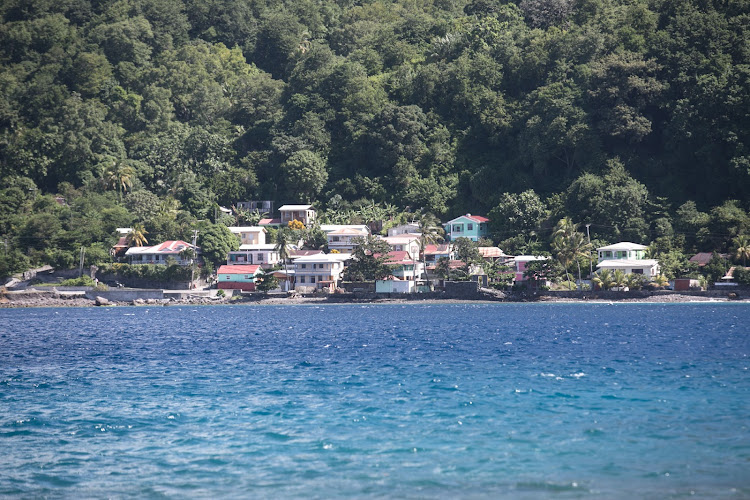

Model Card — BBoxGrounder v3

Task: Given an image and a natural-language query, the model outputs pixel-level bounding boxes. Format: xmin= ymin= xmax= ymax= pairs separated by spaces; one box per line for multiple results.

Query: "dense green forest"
xmin=1 ymin=0 xmax=749 ymax=278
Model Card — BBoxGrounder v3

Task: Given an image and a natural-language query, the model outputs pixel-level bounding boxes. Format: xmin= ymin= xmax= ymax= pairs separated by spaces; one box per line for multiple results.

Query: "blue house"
xmin=443 ymin=214 xmax=489 ymax=241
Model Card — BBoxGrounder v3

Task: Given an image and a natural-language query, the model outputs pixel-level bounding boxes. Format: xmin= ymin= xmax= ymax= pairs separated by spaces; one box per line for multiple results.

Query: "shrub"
xmin=60 ymin=276 xmax=96 ymax=286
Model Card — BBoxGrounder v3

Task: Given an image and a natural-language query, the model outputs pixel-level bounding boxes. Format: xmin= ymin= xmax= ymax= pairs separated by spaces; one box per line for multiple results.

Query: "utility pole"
xmin=585 ymin=224 xmax=593 ymax=278
xmin=191 ymin=230 xmax=199 ymax=289
xmin=79 ymin=246 xmax=85 ymax=277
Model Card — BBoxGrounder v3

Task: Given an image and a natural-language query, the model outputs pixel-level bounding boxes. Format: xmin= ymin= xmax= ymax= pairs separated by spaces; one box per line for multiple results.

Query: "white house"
xmin=319 ymin=224 xmax=370 ymax=234
xmin=596 ymin=242 xmax=660 ymax=278
xmin=327 ymin=227 xmax=370 ymax=252
xmin=294 ymin=253 xmax=351 ymax=290
xmin=227 ymin=244 xmax=281 ymax=268
xmin=379 ymin=234 xmax=421 ymax=259
xmin=228 ymin=226 xmax=266 ymax=246
xmin=387 ymin=222 xmax=420 ymax=237
xmin=279 ymin=204 xmax=316 ymax=227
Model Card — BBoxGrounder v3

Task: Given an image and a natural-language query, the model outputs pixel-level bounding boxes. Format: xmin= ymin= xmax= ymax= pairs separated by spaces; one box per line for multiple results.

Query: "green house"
xmin=443 ymin=214 xmax=489 ymax=242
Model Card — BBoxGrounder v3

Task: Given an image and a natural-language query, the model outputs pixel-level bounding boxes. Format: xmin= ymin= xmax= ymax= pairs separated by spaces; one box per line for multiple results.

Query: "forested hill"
xmin=1 ymin=0 xmax=749 ymax=275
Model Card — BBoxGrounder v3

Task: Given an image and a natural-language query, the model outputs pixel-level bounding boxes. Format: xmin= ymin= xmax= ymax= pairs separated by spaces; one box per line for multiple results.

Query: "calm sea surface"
xmin=0 ymin=303 xmax=748 ymax=499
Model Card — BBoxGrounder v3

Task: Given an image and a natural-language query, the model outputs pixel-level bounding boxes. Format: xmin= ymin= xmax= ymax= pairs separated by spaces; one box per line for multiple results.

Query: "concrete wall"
xmin=444 ymin=280 xmax=481 ymax=299
xmin=340 ymin=281 xmax=376 ymax=293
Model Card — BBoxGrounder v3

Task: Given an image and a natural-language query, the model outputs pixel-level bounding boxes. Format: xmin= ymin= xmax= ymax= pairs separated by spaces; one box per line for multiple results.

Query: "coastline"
xmin=1 ymin=289 xmax=746 ymax=308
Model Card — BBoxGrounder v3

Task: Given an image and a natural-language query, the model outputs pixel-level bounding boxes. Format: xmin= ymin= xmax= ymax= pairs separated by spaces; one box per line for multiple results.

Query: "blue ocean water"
xmin=0 ymin=303 xmax=748 ymax=498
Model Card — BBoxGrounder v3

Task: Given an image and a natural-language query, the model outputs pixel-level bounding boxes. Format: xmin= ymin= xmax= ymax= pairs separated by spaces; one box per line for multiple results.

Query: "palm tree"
xmin=417 ymin=213 xmax=444 ymax=285
xmin=612 ymin=269 xmax=627 ymax=289
xmin=732 ymin=234 xmax=750 ymax=267
xmin=104 ymin=160 xmax=135 ymax=200
xmin=651 ymin=274 xmax=670 ymax=288
xmin=592 ymin=269 xmax=614 ymax=290
xmin=551 ymin=217 xmax=591 ymax=289
xmin=126 ymin=223 xmax=148 ymax=247
xmin=274 ymin=228 xmax=293 ymax=291
xmin=625 ymin=273 xmax=646 ymax=290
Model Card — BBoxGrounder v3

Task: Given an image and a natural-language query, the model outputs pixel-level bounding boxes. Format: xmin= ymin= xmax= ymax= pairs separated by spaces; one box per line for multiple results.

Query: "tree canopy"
xmin=1 ymin=0 xmax=749 ymax=278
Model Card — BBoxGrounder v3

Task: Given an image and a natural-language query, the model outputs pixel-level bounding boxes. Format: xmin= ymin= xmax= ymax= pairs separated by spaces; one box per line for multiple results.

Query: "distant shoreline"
xmin=1 ymin=290 xmax=746 ymax=308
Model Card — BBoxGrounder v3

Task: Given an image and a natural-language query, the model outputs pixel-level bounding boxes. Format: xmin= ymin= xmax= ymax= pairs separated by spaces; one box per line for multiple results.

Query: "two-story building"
xmin=443 ymin=214 xmax=489 ymax=241
xmin=512 ymin=255 xmax=550 ymax=284
xmin=596 ymin=242 xmax=660 ymax=278
xmin=423 ymin=243 xmax=454 ymax=273
xmin=279 ymin=204 xmax=316 ymax=227
xmin=228 ymin=226 xmax=266 ymax=246
xmin=226 ymin=244 xmax=281 ymax=269
xmin=379 ymin=234 xmax=421 ymax=259
xmin=293 ymin=253 xmax=350 ymax=291
xmin=327 ymin=227 xmax=370 ymax=252
xmin=236 ymin=200 xmax=274 ymax=214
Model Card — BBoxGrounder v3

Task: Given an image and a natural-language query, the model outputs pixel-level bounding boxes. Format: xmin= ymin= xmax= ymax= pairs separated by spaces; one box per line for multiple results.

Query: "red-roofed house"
xmin=258 ymin=217 xmax=282 ymax=228
xmin=377 ymin=251 xmax=424 ymax=280
xmin=125 ymin=240 xmax=198 ymax=265
xmin=689 ymin=252 xmax=729 ymax=267
xmin=424 ymin=243 xmax=454 ymax=270
xmin=443 ymin=214 xmax=489 ymax=241
xmin=216 ymin=264 xmax=263 ymax=291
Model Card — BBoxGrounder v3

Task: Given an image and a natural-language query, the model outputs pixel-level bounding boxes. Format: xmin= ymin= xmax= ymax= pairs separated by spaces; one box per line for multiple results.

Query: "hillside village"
xmin=102 ymin=201 xmax=748 ymax=296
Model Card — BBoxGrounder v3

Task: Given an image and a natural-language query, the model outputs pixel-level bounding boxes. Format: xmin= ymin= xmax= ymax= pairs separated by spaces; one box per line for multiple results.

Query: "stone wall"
xmin=443 ymin=280 xmax=481 ymax=299
xmin=340 ymin=281 xmax=376 ymax=293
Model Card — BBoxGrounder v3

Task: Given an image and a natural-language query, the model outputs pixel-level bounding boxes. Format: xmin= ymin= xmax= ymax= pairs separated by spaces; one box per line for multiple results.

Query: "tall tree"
xmin=274 ymin=227 xmax=294 ymax=281
xmin=126 ymin=223 xmax=149 ymax=247
xmin=551 ymin=217 xmax=591 ymax=289
xmin=732 ymin=234 xmax=750 ymax=267
xmin=417 ymin=212 xmax=444 ymax=282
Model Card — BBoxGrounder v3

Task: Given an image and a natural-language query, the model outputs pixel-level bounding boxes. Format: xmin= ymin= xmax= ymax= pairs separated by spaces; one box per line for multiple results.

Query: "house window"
xmin=467 ymin=223 xmax=473 ymax=231
xmin=453 ymin=224 xmax=462 ymax=232
xmin=332 ymin=236 xmax=340 ymax=242
xmin=301 ymin=264 xmax=307 ymax=269
xmin=310 ymin=276 xmax=316 ymax=283
xmin=632 ymin=269 xmax=643 ymax=274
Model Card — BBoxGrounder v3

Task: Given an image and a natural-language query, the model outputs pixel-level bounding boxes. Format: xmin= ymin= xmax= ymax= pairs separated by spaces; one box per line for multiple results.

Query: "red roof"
xmin=112 ymin=236 xmax=129 ymax=249
xmin=689 ymin=252 xmax=729 ymax=266
xmin=217 ymin=264 xmax=261 ymax=275
xmin=374 ymin=251 xmax=417 ymax=265
xmin=259 ymin=218 xmax=282 ymax=225
xmin=467 ymin=215 xmax=489 ymax=223
xmin=424 ymin=244 xmax=451 ymax=255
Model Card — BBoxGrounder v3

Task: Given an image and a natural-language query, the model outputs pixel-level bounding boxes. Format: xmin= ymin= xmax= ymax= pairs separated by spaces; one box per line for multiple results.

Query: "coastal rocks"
xmin=94 ymin=296 xmax=110 ymax=306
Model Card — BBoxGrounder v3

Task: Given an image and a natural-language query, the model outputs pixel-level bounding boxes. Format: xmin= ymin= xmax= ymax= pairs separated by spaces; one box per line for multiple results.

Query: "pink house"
xmin=512 ymin=255 xmax=550 ymax=283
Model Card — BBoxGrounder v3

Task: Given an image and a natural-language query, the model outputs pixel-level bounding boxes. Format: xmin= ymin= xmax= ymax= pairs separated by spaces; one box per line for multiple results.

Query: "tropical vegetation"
xmin=1 ymin=0 xmax=749 ymax=284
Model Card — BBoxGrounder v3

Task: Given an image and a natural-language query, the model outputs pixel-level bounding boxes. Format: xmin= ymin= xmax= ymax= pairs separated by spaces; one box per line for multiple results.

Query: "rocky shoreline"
xmin=1 ymin=289 xmax=746 ymax=308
